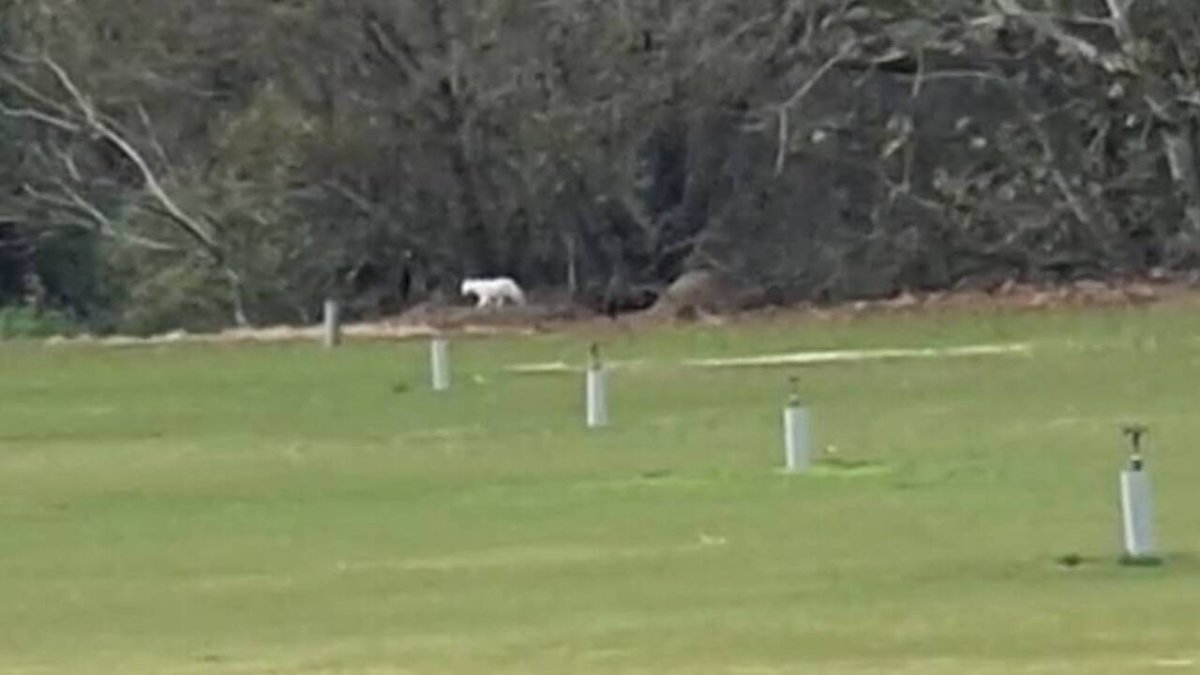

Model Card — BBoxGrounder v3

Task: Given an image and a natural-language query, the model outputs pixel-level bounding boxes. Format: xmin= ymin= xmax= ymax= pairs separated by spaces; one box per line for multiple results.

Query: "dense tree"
xmin=1 ymin=0 xmax=1198 ymax=333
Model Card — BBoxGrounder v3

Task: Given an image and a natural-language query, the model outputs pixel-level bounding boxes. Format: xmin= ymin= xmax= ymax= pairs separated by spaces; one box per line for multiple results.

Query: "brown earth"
xmin=41 ymin=276 xmax=1199 ymax=348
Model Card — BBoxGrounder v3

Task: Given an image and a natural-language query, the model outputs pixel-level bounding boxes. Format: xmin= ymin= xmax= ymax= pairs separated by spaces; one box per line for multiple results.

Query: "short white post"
xmin=783 ymin=377 xmax=811 ymax=473
xmin=586 ymin=343 xmax=608 ymax=428
xmin=323 ymin=298 xmax=341 ymax=348
xmin=430 ymin=335 xmax=450 ymax=391
xmin=1119 ymin=425 xmax=1157 ymax=560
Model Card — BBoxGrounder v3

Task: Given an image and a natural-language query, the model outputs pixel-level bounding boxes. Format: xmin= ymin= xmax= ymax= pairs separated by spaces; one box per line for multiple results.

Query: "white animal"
xmin=460 ymin=277 xmax=526 ymax=308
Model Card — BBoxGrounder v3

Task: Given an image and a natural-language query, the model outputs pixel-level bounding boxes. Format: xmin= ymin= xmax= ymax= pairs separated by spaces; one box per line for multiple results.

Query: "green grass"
xmin=1 ymin=303 xmax=1199 ymax=673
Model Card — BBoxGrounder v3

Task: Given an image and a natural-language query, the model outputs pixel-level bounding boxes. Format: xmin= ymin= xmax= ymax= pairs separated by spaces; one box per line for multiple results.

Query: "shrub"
xmin=0 ymin=306 xmax=80 ymax=340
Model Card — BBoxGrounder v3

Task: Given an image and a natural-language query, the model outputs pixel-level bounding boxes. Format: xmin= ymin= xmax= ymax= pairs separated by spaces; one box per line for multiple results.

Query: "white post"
xmin=430 ymin=336 xmax=450 ymax=391
xmin=782 ymin=376 xmax=811 ymax=473
xmin=323 ymin=298 xmax=341 ymax=348
xmin=783 ymin=399 xmax=811 ymax=473
xmin=1119 ymin=424 xmax=1157 ymax=561
xmin=1120 ymin=470 xmax=1156 ymax=559
xmin=586 ymin=343 xmax=608 ymax=428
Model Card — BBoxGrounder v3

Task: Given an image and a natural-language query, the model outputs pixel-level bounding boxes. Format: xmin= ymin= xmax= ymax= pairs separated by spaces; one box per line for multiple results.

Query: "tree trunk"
xmin=1162 ymin=125 xmax=1200 ymax=236
xmin=425 ymin=0 xmax=496 ymax=276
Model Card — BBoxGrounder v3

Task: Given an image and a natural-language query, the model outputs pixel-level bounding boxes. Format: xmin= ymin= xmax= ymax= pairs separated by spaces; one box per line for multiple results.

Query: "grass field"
xmin=1 ymin=302 xmax=1199 ymax=674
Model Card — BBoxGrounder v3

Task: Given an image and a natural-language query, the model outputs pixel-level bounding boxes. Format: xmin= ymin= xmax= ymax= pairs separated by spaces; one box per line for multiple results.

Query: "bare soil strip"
xmin=506 ymin=343 xmax=1032 ymax=375
xmin=683 ymin=343 xmax=1032 ymax=368
xmin=505 ymin=359 xmax=652 ymax=375
xmin=36 ymin=279 xmax=1200 ymax=349
xmin=44 ymin=321 xmax=535 ymax=348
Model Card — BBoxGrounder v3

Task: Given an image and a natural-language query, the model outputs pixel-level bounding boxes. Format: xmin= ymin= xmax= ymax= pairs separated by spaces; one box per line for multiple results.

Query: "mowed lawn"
xmin=1 ymin=303 xmax=1199 ymax=674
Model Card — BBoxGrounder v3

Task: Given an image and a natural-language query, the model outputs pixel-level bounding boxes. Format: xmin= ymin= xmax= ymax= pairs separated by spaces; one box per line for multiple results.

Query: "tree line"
xmin=1 ymin=0 xmax=1197 ymax=334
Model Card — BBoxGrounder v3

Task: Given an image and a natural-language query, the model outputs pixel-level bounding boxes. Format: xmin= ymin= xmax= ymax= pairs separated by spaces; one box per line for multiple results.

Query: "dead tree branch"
xmin=1 ymin=56 xmax=249 ymax=325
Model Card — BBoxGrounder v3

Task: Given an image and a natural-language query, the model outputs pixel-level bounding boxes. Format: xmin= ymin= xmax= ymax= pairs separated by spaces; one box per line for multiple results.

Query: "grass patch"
xmin=0 ymin=302 xmax=1199 ymax=672
xmin=807 ymin=458 xmax=894 ymax=478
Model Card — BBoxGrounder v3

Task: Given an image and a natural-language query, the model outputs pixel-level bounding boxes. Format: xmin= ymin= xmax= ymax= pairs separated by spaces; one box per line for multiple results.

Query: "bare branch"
xmin=0 ymin=100 xmax=80 ymax=131
xmin=900 ymin=49 xmax=927 ymax=193
xmin=37 ymin=55 xmax=220 ymax=251
xmin=1103 ymin=0 xmax=1138 ymax=45
xmin=779 ymin=42 xmax=855 ymax=111
xmin=21 ymin=184 xmax=182 ymax=252
xmin=772 ymin=42 xmax=855 ymax=176
xmin=774 ymin=107 xmax=789 ymax=177
xmin=135 ymin=102 xmax=173 ymax=174
xmin=39 ymin=56 xmax=97 ymax=127
xmin=991 ymin=0 xmax=1133 ymax=72
xmin=55 ymin=147 xmax=83 ymax=182
xmin=4 ymin=55 xmax=249 ymax=324
xmin=0 ymin=70 xmax=74 ymax=117
xmin=903 ymin=70 xmax=1011 ymax=86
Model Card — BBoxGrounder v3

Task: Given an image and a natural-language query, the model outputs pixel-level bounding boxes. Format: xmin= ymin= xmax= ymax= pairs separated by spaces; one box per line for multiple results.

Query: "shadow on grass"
xmin=1053 ymin=550 xmax=1198 ymax=570
xmin=805 ymin=458 xmax=893 ymax=478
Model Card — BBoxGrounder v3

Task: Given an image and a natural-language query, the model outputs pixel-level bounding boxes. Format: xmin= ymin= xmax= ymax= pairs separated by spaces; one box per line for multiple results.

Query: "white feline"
xmin=460 ymin=277 xmax=527 ymax=308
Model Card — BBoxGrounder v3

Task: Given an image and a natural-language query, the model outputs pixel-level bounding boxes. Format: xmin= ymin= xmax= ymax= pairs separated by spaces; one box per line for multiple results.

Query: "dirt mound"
xmin=43 ymin=301 xmax=592 ymax=348
xmin=399 ymin=299 xmax=596 ymax=330
xmin=644 ymin=270 xmax=763 ymax=320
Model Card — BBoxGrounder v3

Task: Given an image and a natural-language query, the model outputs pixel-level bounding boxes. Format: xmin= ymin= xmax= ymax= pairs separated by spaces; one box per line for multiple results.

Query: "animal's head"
xmin=461 ymin=279 xmax=484 ymax=297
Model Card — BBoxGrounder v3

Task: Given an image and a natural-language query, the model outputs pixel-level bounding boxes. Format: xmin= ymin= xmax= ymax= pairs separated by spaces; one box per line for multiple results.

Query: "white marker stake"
xmin=586 ymin=344 xmax=608 ymax=428
xmin=1119 ymin=425 xmax=1157 ymax=560
xmin=783 ymin=400 xmax=811 ymax=473
xmin=430 ymin=336 xmax=450 ymax=391
xmin=323 ymin=299 xmax=341 ymax=348
xmin=1121 ymin=469 xmax=1156 ymax=559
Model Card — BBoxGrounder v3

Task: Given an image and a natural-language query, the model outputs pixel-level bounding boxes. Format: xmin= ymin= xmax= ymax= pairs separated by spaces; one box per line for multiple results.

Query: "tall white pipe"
xmin=1120 ymin=469 xmax=1156 ymax=559
xmin=323 ymin=299 xmax=341 ymax=348
xmin=586 ymin=343 xmax=608 ymax=428
xmin=783 ymin=400 xmax=811 ymax=473
xmin=1119 ymin=425 xmax=1157 ymax=561
xmin=430 ymin=336 xmax=450 ymax=391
